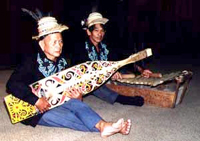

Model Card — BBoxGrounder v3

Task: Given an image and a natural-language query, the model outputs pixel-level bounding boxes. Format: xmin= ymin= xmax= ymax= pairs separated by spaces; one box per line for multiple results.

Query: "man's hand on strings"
xmin=65 ymin=88 xmax=83 ymax=101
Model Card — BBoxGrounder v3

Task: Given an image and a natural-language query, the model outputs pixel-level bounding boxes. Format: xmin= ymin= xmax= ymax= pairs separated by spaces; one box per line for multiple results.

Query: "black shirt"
xmin=6 ymin=49 xmax=68 ymax=127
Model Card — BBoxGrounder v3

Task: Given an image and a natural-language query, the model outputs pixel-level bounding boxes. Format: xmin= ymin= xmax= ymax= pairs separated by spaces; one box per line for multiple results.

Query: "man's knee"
xmin=65 ymin=99 xmax=90 ymax=109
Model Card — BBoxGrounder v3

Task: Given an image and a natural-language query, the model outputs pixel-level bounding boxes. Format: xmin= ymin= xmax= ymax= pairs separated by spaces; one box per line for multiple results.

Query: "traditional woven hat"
xmin=32 ymin=16 xmax=68 ymax=40
xmin=85 ymin=12 xmax=109 ymax=28
xmin=21 ymin=8 xmax=68 ymax=40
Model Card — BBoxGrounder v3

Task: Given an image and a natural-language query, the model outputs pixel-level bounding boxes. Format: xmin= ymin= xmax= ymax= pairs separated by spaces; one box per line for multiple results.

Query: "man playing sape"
xmin=72 ymin=12 xmax=153 ymax=106
xmin=6 ymin=8 xmax=131 ymax=138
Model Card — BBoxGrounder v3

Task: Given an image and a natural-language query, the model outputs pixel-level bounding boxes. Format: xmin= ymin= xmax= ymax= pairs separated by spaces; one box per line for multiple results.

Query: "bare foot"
xmin=120 ymin=119 xmax=131 ymax=135
xmin=100 ymin=118 xmax=124 ymax=138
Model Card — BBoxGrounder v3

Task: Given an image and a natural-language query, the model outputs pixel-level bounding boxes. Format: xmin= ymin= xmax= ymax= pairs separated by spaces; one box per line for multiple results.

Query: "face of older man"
xmin=39 ymin=33 xmax=63 ymax=61
xmin=86 ymin=24 xmax=105 ymax=47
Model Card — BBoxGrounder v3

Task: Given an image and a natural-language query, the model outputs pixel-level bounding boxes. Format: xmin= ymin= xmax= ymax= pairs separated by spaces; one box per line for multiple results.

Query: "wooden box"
xmin=106 ymin=70 xmax=193 ymax=108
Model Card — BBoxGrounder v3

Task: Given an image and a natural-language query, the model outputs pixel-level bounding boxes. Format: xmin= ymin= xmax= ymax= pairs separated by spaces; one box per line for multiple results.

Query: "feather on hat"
xmin=22 ymin=8 xmax=68 ymax=40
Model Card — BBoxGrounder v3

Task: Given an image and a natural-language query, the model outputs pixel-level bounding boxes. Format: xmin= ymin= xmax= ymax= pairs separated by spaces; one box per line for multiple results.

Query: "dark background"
xmin=2 ymin=0 xmax=200 ymax=68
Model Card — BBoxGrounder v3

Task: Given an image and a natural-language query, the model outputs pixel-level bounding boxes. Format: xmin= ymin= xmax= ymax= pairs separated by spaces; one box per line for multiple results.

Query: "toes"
xmin=127 ymin=119 xmax=131 ymax=126
xmin=125 ymin=119 xmax=132 ymax=134
xmin=120 ymin=119 xmax=131 ymax=135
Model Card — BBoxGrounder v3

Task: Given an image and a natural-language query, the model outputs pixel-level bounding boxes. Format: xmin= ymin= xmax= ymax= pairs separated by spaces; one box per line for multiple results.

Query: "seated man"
xmin=72 ymin=12 xmax=153 ymax=106
xmin=6 ymin=8 xmax=131 ymax=138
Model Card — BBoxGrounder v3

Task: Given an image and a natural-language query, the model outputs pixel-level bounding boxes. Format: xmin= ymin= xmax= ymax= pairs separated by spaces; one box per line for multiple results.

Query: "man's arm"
xmin=134 ymin=64 xmax=162 ymax=78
